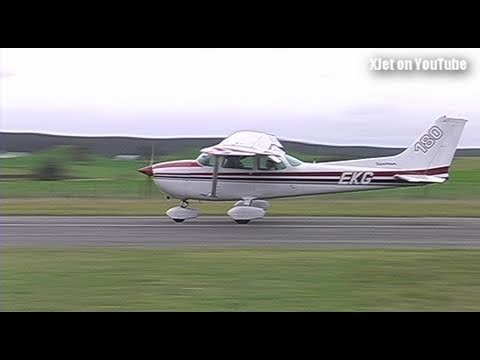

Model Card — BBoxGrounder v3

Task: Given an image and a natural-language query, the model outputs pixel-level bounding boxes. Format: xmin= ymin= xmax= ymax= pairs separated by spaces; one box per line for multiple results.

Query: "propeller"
xmin=149 ymin=142 xmax=154 ymax=167
xmin=137 ymin=143 xmax=155 ymax=196
xmin=146 ymin=143 xmax=155 ymax=194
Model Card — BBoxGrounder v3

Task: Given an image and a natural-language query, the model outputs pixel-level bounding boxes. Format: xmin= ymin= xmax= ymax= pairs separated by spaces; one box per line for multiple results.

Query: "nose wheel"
xmin=166 ymin=200 xmax=199 ymax=223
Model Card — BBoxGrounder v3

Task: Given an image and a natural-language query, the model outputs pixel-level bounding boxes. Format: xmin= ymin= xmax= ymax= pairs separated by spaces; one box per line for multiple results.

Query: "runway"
xmin=2 ymin=216 xmax=480 ymax=248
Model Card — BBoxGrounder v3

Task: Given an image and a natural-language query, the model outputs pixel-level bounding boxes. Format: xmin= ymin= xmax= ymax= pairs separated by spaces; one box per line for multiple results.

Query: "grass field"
xmin=3 ymin=247 xmax=480 ymax=311
xmin=1 ymin=146 xmax=480 ymax=216
xmin=3 ymin=148 xmax=480 ymax=312
xmin=4 ymin=198 xmax=480 ymax=216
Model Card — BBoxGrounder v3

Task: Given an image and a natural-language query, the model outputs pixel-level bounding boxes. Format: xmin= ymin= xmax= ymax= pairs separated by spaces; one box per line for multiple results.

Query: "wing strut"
xmin=209 ymin=155 xmax=221 ymax=197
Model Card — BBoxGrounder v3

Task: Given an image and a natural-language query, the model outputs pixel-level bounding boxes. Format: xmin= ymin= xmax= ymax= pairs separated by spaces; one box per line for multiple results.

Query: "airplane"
xmin=138 ymin=116 xmax=467 ymax=224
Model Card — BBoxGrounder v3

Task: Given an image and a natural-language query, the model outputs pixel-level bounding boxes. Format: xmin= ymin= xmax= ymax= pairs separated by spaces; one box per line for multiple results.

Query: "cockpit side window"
xmin=258 ymin=156 xmax=287 ymax=171
xmin=222 ymin=156 xmax=254 ymax=170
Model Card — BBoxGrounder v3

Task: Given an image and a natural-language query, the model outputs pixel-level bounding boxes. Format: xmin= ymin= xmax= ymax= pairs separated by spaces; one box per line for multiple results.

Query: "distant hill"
xmin=2 ymin=132 xmax=480 ymax=159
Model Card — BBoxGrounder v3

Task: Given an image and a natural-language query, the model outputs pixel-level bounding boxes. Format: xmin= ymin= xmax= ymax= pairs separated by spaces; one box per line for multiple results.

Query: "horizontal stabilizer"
xmin=394 ymin=174 xmax=447 ymax=183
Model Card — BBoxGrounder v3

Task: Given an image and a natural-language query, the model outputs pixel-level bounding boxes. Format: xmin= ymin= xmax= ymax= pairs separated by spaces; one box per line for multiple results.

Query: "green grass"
xmin=4 ymin=198 xmax=480 ymax=216
xmin=3 ymin=247 xmax=480 ymax=311
xmin=1 ymin=146 xmax=480 ymax=216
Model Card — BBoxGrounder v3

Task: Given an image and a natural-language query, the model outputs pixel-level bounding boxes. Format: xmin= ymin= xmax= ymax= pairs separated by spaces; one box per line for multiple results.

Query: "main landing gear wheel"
xmin=234 ymin=219 xmax=251 ymax=224
xmin=228 ymin=205 xmax=265 ymax=224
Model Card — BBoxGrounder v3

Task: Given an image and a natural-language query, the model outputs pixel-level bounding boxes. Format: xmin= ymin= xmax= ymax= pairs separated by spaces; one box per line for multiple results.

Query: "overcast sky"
xmin=1 ymin=48 xmax=479 ymax=147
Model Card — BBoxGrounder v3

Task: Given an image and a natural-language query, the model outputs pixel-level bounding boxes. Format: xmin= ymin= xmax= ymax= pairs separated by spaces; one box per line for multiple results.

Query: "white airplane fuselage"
xmin=138 ymin=117 xmax=466 ymax=223
xmin=151 ymin=157 xmax=446 ymax=201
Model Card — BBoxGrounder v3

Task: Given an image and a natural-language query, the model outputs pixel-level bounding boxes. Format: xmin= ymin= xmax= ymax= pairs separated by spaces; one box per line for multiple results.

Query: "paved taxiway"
xmin=2 ymin=216 xmax=480 ymax=248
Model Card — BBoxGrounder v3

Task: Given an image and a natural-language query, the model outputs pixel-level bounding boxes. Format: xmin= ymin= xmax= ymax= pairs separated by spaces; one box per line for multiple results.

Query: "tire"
xmin=173 ymin=218 xmax=185 ymax=223
xmin=235 ymin=220 xmax=250 ymax=224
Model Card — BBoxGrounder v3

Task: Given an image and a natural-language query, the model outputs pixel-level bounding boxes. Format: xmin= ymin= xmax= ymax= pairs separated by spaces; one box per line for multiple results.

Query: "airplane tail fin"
xmin=327 ymin=116 xmax=467 ymax=175
xmin=394 ymin=116 xmax=467 ymax=171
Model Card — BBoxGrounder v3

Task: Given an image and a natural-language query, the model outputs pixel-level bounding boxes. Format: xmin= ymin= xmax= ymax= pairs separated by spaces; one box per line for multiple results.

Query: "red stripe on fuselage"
xmin=153 ymin=166 xmax=449 ymax=177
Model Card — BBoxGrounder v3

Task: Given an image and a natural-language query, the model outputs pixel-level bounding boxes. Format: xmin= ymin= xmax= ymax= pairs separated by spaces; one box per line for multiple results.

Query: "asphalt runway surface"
xmin=2 ymin=216 xmax=480 ymax=248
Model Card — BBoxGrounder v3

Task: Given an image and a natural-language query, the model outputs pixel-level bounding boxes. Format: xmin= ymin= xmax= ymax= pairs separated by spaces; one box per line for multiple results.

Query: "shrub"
xmin=35 ymin=158 xmax=66 ymax=180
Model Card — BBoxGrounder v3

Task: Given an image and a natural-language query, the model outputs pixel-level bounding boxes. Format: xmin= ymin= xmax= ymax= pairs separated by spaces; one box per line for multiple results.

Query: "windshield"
xmin=285 ymin=154 xmax=302 ymax=167
xmin=196 ymin=153 xmax=215 ymax=166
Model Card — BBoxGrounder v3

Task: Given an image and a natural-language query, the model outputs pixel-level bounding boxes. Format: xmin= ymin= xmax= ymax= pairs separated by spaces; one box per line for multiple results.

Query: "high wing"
xmin=200 ymin=131 xmax=286 ymax=197
xmin=201 ymin=131 xmax=285 ymax=158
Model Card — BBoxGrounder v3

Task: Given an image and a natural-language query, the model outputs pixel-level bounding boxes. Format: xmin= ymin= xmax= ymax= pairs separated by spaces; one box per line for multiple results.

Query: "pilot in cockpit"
xmin=223 ymin=156 xmax=245 ymax=169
